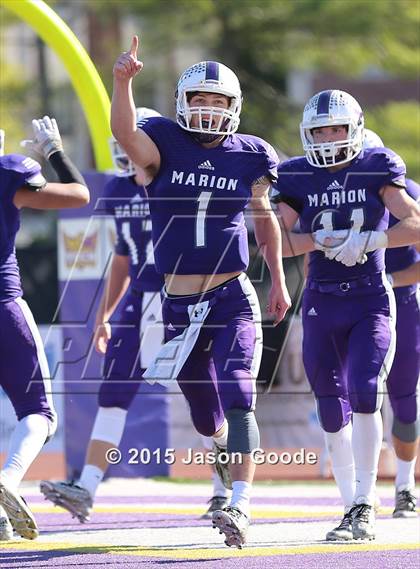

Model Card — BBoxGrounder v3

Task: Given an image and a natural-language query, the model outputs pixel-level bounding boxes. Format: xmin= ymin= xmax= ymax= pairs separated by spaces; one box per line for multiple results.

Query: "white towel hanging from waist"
xmin=143 ymin=299 xmax=211 ymax=386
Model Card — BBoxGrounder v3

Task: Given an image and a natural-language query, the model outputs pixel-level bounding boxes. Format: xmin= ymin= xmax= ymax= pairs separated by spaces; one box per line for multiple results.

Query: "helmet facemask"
xmin=178 ymin=89 xmax=240 ymax=141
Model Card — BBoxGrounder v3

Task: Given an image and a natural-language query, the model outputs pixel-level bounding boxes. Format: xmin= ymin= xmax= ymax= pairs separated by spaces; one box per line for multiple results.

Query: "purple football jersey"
xmin=137 ymin=117 xmax=278 ymax=275
xmin=273 ymin=147 xmax=406 ymax=280
xmin=102 ymin=176 xmax=163 ymax=292
xmin=385 ymin=177 xmax=420 ymax=300
xmin=0 ymin=154 xmax=45 ymax=302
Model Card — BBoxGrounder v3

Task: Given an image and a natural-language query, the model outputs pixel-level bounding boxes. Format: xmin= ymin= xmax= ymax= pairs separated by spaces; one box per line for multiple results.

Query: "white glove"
xmin=312 ymin=229 xmax=350 ymax=257
xmin=334 ymin=230 xmax=387 ymax=267
xmin=360 ymin=230 xmax=388 ymax=252
xmin=21 ymin=115 xmax=63 ymax=159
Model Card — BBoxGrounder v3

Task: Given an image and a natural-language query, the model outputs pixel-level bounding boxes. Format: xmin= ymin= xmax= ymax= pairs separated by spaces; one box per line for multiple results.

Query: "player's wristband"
xmin=48 ymin=151 xmax=86 ymax=186
xmin=386 ymin=273 xmax=394 ymax=287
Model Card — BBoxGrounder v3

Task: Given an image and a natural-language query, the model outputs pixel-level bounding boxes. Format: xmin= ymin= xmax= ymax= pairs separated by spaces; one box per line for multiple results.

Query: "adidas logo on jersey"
xmin=307 ymin=307 xmax=318 ymax=316
xmin=131 ymin=193 xmax=143 ymax=203
xmin=326 ymin=180 xmax=343 ymax=191
xmin=198 ymin=160 xmax=215 ymax=171
xmin=167 ymin=323 xmax=176 ymax=331
xmin=125 ymin=305 xmax=134 ymax=312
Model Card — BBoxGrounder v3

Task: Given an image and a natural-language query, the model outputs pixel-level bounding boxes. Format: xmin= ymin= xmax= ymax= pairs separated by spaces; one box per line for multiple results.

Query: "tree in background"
xmin=90 ymin=0 xmax=419 ymax=174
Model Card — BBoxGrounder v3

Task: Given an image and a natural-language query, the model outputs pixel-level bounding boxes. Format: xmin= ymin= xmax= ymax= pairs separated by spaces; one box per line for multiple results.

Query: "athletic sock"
xmin=352 ymin=411 xmax=383 ymax=506
xmin=395 ymin=456 xmax=417 ymax=492
xmin=0 ymin=414 xmax=49 ymax=489
xmin=78 ymin=465 xmax=104 ymax=498
xmin=324 ymin=422 xmax=355 ymax=509
xmin=230 ymin=481 xmax=251 ymax=518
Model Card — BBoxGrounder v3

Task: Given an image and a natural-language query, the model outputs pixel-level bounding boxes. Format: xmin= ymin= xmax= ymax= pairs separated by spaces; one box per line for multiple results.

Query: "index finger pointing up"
xmin=130 ymin=35 xmax=139 ymax=57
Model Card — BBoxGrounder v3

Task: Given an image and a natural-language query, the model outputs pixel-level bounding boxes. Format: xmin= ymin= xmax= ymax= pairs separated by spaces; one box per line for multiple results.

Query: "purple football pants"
xmin=99 ymin=290 xmax=144 ymax=409
xmin=99 ymin=289 xmax=162 ymax=409
xmin=302 ymin=273 xmax=396 ymax=433
xmin=0 ymin=298 xmax=56 ymax=430
xmin=387 ymin=291 xmax=419 ymax=425
xmin=162 ymin=274 xmax=262 ymax=437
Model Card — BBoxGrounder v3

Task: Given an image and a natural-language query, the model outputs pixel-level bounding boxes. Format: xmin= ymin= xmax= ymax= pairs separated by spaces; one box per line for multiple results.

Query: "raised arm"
xmin=111 ymin=35 xmax=160 ymax=183
xmin=14 ymin=116 xmax=89 ymax=209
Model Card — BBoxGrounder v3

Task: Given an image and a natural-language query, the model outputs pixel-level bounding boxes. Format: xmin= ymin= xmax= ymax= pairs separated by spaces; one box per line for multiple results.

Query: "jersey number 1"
xmin=196 ymin=191 xmax=212 ymax=247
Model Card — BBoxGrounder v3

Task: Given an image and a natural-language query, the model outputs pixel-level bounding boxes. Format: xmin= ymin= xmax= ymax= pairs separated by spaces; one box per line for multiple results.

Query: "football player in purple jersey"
xmin=111 ymin=36 xmax=291 ymax=548
xmin=39 ymin=109 xmax=230 ymax=522
xmin=274 ymin=91 xmax=420 ymax=541
xmin=362 ymin=130 xmax=419 ymax=518
xmin=0 ymin=117 xmax=89 ymax=541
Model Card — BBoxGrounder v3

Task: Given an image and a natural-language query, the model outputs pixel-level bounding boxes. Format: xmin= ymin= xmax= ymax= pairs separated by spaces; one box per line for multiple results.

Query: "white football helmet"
xmin=0 ymin=129 xmax=4 ymax=157
xmin=176 ymin=61 xmax=242 ymax=140
xmin=300 ymin=90 xmax=364 ymax=168
xmin=109 ymin=107 xmax=161 ymax=176
xmin=363 ymin=128 xmax=384 ymax=149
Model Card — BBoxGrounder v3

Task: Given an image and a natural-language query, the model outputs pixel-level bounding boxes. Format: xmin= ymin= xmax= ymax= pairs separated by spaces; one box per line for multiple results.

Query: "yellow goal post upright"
xmin=3 ymin=0 xmax=113 ymax=171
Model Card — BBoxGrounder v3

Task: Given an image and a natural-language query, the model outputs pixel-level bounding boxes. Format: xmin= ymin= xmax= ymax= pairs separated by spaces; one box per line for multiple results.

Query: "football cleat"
xmin=201 ymin=495 xmax=229 ymax=519
xmin=0 ymin=481 xmax=38 ymax=540
xmin=351 ymin=503 xmax=375 ymax=540
xmin=212 ymin=506 xmax=249 ymax=548
xmin=0 ymin=505 xmax=13 ymax=541
xmin=326 ymin=512 xmax=353 ymax=541
xmin=213 ymin=443 xmax=232 ymax=490
xmin=393 ymin=489 xmax=417 ymax=518
xmin=40 ymin=480 xmax=92 ymax=523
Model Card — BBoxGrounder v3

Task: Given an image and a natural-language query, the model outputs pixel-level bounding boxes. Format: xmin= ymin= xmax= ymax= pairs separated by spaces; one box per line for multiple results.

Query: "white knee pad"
xmin=90 ymin=407 xmax=128 ymax=446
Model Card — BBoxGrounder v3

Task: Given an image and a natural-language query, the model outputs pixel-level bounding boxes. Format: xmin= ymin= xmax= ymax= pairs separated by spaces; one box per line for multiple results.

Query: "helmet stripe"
xmin=316 ymin=90 xmax=333 ymax=115
xmin=205 ymin=61 xmax=219 ymax=81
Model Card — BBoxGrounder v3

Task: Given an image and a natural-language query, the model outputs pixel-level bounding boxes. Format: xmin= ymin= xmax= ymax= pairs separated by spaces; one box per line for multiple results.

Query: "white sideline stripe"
xmin=377 ymin=272 xmax=397 ymax=410
xmin=238 ymin=274 xmax=262 ymax=409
